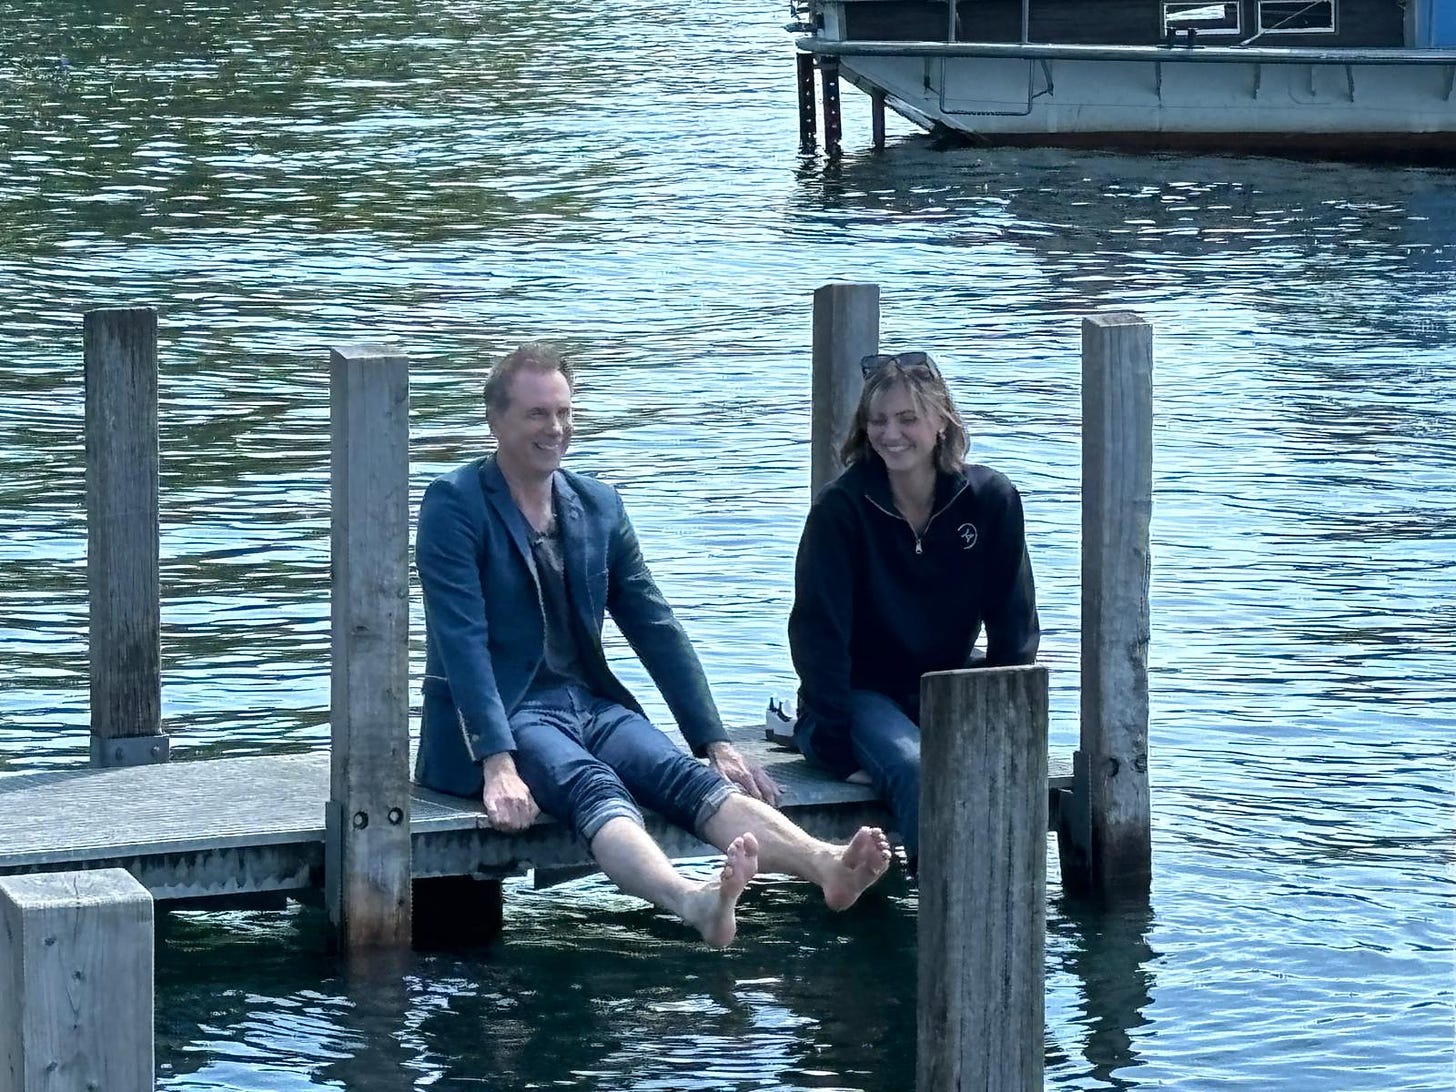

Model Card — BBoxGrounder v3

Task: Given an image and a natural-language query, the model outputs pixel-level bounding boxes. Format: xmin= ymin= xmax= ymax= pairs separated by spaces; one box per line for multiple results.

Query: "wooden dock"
xmin=15 ymin=296 xmax=1147 ymax=930
xmin=2 ymin=293 xmax=1150 ymax=1091
xmin=0 ymin=736 xmax=1072 ymax=902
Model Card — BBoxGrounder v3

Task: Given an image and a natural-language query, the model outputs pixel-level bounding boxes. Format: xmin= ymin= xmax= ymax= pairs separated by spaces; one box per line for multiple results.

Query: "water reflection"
xmin=322 ymin=954 xmax=418 ymax=1092
xmin=1 ymin=0 xmax=612 ymax=246
xmin=790 ymin=144 xmax=1455 ymax=342
xmin=153 ymin=908 xmax=342 ymax=1087
xmin=147 ymin=875 xmax=1169 ymax=1090
xmin=150 ymin=880 xmax=922 ymax=1091
xmin=1051 ymin=899 xmax=1157 ymax=1090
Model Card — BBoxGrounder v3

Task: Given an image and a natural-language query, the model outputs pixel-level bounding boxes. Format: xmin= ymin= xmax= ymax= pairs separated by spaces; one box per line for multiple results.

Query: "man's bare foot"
xmin=682 ymin=832 xmax=759 ymax=948
xmin=822 ymin=826 xmax=892 ymax=911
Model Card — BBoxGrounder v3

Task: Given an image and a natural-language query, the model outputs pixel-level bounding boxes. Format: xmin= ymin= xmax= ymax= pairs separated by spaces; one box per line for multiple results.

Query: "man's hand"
xmin=707 ymin=741 xmax=783 ymax=806
xmin=481 ymin=752 xmax=540 ymax=831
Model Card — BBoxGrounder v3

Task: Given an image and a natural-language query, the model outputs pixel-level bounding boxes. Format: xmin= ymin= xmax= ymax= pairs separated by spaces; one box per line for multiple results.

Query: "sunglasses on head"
xmin=859 ymin=351 xmax=939 ymax=377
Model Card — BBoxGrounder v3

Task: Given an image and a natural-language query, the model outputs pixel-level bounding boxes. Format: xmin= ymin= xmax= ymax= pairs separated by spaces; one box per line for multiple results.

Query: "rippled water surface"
xmin=2 ymin=1 xmax=1453 ymax=1089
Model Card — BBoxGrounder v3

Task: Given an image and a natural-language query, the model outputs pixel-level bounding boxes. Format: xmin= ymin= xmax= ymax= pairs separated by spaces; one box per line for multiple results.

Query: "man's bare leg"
xmin=589 ymin=816 xmax=759 ymax=948
xmin=701 ymin=796 xmax=890 ymax=911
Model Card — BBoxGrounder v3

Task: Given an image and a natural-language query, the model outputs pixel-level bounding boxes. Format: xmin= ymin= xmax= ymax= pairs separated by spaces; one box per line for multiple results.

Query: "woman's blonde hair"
xmin=839 ymin=355 xmax=968 ymax=474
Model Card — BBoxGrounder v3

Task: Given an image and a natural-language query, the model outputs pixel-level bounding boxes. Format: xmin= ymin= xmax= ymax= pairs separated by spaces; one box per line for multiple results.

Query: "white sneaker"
xmin=764 ymin=696 xmax=797 ymax=743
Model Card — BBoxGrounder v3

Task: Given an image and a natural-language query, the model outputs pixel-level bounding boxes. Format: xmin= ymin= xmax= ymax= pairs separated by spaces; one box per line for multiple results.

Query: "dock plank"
xmin=0 ymin=734 xmax=1072 ymax=900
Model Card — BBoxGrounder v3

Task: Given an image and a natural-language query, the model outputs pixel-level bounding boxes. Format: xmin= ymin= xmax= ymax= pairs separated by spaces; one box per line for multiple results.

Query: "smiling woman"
xmin=788 ymin=351 xmax=1040 ymax=867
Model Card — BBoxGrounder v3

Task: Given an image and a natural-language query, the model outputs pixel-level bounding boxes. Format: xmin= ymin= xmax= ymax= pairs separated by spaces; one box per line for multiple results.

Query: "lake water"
xmin=2 ymin=1 xmax=1453 ymax=1088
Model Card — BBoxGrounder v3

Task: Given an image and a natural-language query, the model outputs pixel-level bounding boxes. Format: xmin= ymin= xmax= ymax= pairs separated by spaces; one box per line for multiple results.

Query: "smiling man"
xmin=414 ymin=342 xmax=890 ymax=948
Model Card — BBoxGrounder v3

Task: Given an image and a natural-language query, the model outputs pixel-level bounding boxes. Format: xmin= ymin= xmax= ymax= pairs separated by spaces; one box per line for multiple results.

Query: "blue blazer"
xmin=414 ymin=456 xmax=728 ymax=797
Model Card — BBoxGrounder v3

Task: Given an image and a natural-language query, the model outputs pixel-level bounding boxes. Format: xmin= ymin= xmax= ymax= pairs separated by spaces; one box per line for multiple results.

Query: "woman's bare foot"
xmin=682 ymin=832 xmax=759 ymax=948
xmin=822 ymin=826 xmax=892 ymax=911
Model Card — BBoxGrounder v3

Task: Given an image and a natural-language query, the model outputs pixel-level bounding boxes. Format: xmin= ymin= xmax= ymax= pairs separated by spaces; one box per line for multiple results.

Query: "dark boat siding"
xmin=925 ymin=122 xmax=1456 ymax=163
xmin=844 ymin=0 xmax=1404 ymax=47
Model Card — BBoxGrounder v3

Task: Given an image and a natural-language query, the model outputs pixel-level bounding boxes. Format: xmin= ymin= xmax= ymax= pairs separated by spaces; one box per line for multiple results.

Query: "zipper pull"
xmin=915 ymin=537 xmax=923 ymax=555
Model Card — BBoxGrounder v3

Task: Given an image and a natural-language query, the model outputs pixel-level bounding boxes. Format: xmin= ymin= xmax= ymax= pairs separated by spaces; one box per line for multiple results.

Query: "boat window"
xmin=1163 ymin=1 xmax=1242 ymax=35
xmin=1256 ymin=0 xmax=1336 ymax=32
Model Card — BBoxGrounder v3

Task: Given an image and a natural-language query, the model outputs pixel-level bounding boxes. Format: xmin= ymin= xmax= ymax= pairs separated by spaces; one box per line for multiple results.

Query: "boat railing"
xmin=796 ymin=36 xmax=1456 ymax=65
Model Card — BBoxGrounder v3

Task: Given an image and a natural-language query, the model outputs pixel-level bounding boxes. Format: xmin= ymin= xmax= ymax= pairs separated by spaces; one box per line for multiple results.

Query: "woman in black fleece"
xmin=788 ymin=351 xmax=1040 ymax=867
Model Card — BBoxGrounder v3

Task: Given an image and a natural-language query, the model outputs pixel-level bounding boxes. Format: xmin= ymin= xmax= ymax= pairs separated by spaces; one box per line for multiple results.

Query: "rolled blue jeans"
xmin=797 ymin=689 xmax=922 ymax=859
xmin=508 ymin=684 xmax=737 ymax=845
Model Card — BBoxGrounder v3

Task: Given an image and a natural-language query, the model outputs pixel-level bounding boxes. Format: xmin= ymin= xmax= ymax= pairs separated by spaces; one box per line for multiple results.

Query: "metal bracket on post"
xmin=324 ymin=798 xmax=344 ymax=925
xmin=1056 ymin=749 xmax=1093 ymax=894
xmin=90 ymin=733 xmax=171 ymax=768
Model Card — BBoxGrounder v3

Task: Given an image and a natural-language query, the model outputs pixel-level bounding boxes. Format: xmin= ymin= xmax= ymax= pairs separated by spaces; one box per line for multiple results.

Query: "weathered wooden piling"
xmin=810 ymin=283 xmax=879 ymax=495
xmin=0 ymin=868 xmax=154 ymax=1092
xmin=1060 ymin=313 xmax=1154 ymax=899
xmin=871 ymin=89 xmax=887 ymax=151
xmin=325 ymin=343 xmax=413 ymax=951
xmin=918 ymin=665 xmax=1049 ymax=1092
xmin=85 ymin=307 xmax=168 ymax=768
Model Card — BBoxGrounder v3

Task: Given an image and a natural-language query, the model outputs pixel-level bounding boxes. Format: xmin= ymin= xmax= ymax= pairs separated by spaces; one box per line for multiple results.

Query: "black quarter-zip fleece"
xmin=788 ymin=456 xmax=1040 ymax=776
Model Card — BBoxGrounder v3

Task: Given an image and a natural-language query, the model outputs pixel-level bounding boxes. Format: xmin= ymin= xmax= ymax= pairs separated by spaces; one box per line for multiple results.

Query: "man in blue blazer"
xmin=415 ymin=343 xmax=890 ymax=947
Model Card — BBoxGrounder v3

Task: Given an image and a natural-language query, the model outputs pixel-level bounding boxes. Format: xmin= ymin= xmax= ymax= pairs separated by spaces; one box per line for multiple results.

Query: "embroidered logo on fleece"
xmin=957 ymin=522 xmax=978 ymax=549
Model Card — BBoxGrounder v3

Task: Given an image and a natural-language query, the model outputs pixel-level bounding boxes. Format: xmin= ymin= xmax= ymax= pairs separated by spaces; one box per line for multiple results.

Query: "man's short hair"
xmin=483 ymin=342 xmax=574 ymax=417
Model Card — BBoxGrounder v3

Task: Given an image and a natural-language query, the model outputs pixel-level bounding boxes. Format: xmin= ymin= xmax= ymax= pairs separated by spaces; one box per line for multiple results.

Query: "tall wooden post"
xmin=1063 ymin=312 xmax=1153 ymax=899
xmin=85 ymin=307 xmax=168 ymax=767
xmin=0 ymin=868 xmax=154 ymax=1092
xmin=811 ymin=283 xmax=879 ymax=496
xmin=918 ymin=665 xmax=1049 ymax=1092
xmin=325 ymin=343 xmax=412 ymax=951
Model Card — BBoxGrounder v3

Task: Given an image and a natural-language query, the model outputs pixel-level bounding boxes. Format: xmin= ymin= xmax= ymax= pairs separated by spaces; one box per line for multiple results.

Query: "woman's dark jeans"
xmin=796 ymin=689 xmax=922 ymax=859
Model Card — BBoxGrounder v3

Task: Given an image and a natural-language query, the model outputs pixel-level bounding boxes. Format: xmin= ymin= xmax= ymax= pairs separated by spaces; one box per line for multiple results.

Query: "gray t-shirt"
xmin=526 ymin=521 xmax=593 ymax=693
